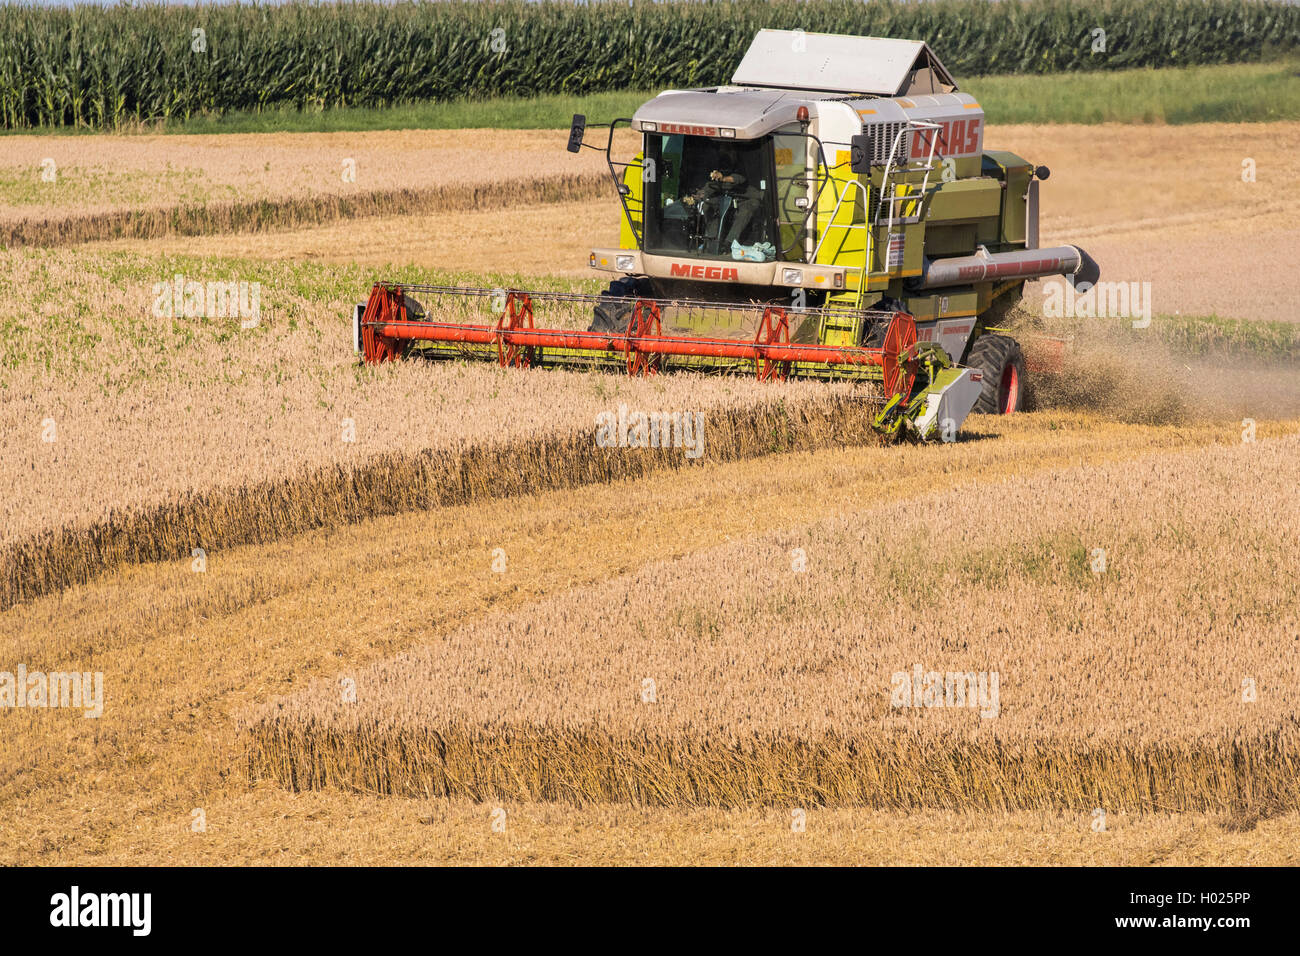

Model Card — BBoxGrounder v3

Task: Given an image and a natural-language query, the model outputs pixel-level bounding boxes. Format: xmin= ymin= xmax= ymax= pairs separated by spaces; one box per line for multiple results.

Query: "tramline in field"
xmin=355 ymin=30 xmax=1099 ymax=440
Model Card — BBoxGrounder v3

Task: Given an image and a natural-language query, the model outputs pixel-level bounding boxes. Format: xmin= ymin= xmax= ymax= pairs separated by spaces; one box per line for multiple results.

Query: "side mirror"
xmin=567 ymin=114 xmax=587 ymax=153
xmin=849 ymin=133 xmax=874 ymax=174
xmin=1035 ymin=165 xmax=1051 ymax=180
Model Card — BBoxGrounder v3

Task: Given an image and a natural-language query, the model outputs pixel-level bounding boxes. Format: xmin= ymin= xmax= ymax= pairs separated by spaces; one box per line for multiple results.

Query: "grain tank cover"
xmin=731 ymin=30 xmax=958 ymax=97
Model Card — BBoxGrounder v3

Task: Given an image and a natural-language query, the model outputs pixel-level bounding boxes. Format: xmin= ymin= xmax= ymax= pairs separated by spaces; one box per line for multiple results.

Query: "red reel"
xmin=881 ymin=311 xmax=919 ymax=399
xmin=625 ymin=300 xmax=663 ymax=376
xmin=496 ymin=292 xmax=536 ymax=368
xmin=754 ymin=306 xmax=792 ymax=381
xmin=360 ymin=283 xmax=406 ymax=364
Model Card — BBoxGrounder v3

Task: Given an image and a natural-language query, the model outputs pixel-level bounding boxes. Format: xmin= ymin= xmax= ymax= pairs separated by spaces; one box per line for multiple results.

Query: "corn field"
xmin=1 ymin=0 xmax=1297 ymax=129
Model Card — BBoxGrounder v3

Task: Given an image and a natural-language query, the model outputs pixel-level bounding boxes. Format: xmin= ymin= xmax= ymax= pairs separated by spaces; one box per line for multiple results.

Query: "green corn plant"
xmin=0 ymin=0 xmax=1295 ymax=129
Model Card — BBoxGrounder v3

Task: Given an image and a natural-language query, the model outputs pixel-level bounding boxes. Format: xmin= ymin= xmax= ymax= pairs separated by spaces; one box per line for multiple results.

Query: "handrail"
xmin=878 ymin=118 xmax=942 ymax=229
xmin=811 ymin=178 xmax=869 ymax=261
xmin=809 ymin=178 xmax=874 ymax=308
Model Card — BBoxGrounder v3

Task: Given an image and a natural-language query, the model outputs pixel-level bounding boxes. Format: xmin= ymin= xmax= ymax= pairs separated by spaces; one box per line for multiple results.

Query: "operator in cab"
xmin=682 ymin=144 xmax=764 ymax=253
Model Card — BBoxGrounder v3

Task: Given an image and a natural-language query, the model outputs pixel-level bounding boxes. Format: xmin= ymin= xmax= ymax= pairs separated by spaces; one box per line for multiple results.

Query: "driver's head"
xmin=718 ymin=144 xmax=740 ymax=170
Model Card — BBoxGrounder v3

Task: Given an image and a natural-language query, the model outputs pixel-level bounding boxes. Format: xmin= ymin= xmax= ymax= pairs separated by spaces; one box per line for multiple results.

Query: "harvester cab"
xmin=354 ymin=30 xmax=1099 ymax=442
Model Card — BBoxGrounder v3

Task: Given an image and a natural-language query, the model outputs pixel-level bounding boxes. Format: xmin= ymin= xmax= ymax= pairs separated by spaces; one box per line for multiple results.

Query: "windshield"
xmin=642 ymin=134 xmax=777 ymax=262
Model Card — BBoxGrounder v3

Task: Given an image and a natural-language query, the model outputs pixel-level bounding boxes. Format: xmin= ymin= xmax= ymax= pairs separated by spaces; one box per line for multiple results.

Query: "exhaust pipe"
xmin=919 ymin=245 xmax=1099 ymax=290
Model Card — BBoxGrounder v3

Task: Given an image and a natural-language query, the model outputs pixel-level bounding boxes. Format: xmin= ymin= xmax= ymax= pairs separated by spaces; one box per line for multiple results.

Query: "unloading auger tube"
xmin=918 ymin=245 xmax=1101 ymax=290
xmin=354 ymin=283 xmax=985 ymax=441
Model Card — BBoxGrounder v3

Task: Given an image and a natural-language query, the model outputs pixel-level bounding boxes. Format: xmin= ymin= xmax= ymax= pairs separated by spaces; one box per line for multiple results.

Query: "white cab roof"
xmin=731 ymin=30 xmax=958 ymax=97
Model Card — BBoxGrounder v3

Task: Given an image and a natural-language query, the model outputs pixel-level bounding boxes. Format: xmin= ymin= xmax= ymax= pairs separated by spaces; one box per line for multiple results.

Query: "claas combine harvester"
xmin=354 ymin=30 xmax=1098 ymax=440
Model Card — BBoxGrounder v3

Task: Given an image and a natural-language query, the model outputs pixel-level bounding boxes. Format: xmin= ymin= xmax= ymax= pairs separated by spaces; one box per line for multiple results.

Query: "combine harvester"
xmin=354 ymin=30 xmax=1098 ymax=440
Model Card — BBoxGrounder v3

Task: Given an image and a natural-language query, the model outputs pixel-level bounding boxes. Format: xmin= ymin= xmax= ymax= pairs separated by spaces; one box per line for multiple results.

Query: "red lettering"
xmin=949 ymin=120 xmax=966 ymax=155
xmin=666 ymin=262 xmax=740 ymax=281
xmin=964 ymin=118 xmax=980 ymax=154
xmin=660 ymin=123 xmax=718 ymax=136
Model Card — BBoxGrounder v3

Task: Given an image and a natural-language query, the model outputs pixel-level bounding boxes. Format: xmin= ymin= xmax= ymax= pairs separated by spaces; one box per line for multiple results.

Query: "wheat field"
xmin=245 ymin=433 xmax=1300 ymax=813
xmin=0 ymin=129 xmax=634 ymax=244
xmin=0 ymin=246 xmax=892 ymax=609
xmin=6 ymin=413 xmax=1297 ymax=864
xmin=6 ymin=115 xmax=1300 ymax=865
xmin=50 ymin=123 xmax=1300 ymax=321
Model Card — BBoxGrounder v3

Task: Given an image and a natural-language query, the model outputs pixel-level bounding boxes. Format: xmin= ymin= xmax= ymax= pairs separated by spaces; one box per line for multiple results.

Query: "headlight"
xmin=783 ymin=268 xmax=803 ymax=285
xmin=719 ymin=128 xmax=736 ymax=138
xmin=640 ymin=121 xmax=657 ymax=132
xmin=616 ymin=255 xmax=636 ymax=272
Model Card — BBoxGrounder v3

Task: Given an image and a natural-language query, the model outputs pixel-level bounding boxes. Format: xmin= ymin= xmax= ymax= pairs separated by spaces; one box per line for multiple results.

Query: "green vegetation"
xmin=1146 ymin=315 xmax=1300 ymax=362
xmin=1041 ymin=312 xmax=1300 ymax=362
xmin=163 ymin=90 xmax=651 ymax=135
xmin=958 ymin=533 xmax=1095 ymax=589
xmin=3 ymin=0 xmax=1297 ymax=130
xmin=968 ymin=59 xmax=1300 ymax=124
xmin=141 ymin=61 xmax=1300 ymax=134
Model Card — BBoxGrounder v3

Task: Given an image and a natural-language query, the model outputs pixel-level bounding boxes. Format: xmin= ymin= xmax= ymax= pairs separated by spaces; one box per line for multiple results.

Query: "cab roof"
xmin=631 ymin=88 xmax=827 ymax=140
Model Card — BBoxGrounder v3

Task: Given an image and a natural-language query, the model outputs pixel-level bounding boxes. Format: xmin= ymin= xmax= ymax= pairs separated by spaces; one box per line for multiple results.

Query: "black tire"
xmin=590 ymin=300 xmax=633 ymax=334
xmin=966 ymin=333 xmax=1027 ymax=414
xmin=589 ymin=277 xmax=650 ymax=333
xmin=401 ymin=294 xmax=426 ymax=321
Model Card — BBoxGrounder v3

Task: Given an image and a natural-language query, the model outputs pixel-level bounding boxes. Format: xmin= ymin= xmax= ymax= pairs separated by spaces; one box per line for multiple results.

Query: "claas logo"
xmin=911 ymin=117 xmax=981 ymax=159
xmin=660 ymin=123 xmax=718 ymax=136
xmin=670 ymin=263 xmax=740 ymax=280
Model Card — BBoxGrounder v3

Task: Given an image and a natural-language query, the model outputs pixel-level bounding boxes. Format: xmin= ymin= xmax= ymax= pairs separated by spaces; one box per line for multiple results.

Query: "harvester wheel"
xmin=967 ymin=333 xmax=1027 ymax=415
xmin=590 ymin=300 xmax=632 ymax=334
xmin=589 ymin=277 xmax=651 ymax=333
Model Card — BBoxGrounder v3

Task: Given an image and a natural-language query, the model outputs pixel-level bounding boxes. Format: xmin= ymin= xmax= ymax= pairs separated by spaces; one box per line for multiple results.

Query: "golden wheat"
xmin=1 ymin=175 xmax=608 ymax=247
xmin=1 ymin=411 xmax=1273 ymax=865
xmin=246 ymin=433 xmax=1300 ymax=812
xmin=6 ymin=119 xmax=1300 ymax=864
xmin=1 ymin=245 xmax=890 ymax=608
xmin=0 ymin=129 xmax=627 ymax=215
